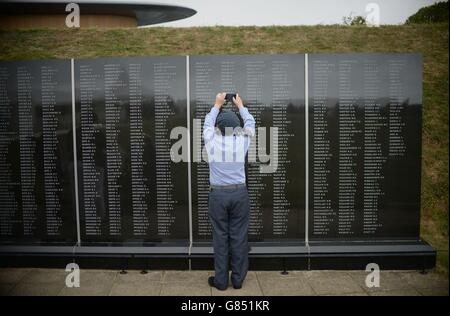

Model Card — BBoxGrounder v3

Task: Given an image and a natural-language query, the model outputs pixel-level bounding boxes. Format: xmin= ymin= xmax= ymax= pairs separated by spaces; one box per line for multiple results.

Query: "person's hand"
xmin=233 ymin=93 xmax=244 ymax=109
xmin=214 ymin=92 xmax=226 ymax=109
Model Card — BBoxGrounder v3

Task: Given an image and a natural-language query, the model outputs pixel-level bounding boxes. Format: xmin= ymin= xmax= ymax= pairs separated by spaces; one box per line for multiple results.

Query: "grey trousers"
xmin=208 ymin=186 xmax=250 ymax=289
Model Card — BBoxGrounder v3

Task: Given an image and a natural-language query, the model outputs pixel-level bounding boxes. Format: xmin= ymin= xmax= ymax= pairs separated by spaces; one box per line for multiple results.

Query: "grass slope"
xmin=0 ymin=24 xmax=448 ymax=274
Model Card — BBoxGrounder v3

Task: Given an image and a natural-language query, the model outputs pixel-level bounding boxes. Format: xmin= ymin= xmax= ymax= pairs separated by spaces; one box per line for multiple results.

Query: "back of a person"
xmin=203 ymin=92 xmax=255 ymax=291
xmin=207 ymin=133 xmax=248 ymax=186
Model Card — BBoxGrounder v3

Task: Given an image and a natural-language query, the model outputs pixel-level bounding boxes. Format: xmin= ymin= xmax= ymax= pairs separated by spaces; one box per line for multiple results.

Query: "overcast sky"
xmin=146 ymin=0 xmax=441 ymax=27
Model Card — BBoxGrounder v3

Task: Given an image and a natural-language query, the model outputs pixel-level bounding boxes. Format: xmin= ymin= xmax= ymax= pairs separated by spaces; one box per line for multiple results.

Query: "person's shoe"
xmin=232 ymin=283 xmax=242 ymax=290
xmin=208 ymin=276 xmax=227 ymax=291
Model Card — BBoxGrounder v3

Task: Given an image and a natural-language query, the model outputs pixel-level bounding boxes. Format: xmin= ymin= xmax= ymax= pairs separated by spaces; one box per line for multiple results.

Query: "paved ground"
xmin=0 ymin=268 xmax=447 ymax=296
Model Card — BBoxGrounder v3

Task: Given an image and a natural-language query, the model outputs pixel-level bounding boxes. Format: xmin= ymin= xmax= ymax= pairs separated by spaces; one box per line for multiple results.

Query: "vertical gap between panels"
xmin=304 ymin=54 xmax=310 ymax=254
xmin=186 ymin=55 xmax=193 ymax=269
xmin=71 ymin=58 xmax=81 ymax=246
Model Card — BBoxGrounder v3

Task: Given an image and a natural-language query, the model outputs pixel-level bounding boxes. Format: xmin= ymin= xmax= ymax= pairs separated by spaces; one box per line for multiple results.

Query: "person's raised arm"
xmin=203 ymin=92 xmax=226 ymax=144
xmin=233 ymin=94 xmax=255 ymax=137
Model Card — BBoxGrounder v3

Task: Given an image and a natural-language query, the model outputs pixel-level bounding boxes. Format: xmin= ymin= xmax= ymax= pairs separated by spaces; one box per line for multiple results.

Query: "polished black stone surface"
xmin=0 ymin=53 xmax=425 ymax=256
xmin=189 ymin=54 xmax=306 ymax=242
xmin=308 ymin=53 xmax=422 ymax=240
xmin=0 ymin=59 xmax=76 ymax=244
xmin=74 ymin=57 xmax=189 ymax=244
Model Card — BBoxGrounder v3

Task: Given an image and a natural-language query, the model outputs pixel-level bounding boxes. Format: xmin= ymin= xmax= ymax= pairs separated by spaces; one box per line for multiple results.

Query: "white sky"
xmin=145 ymin=0 xmax=442 ymax=27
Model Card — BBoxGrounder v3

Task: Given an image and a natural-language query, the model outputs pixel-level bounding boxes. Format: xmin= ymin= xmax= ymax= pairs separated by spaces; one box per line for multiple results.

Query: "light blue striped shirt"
xmin=203 ymin=107 xmax=255 ymax=185
xmin=203 ymin=106 xmax=256 ymax=186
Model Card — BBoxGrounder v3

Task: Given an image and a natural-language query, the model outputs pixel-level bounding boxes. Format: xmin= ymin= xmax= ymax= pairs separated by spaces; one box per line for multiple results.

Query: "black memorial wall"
xmin=74 ymin=57 xmax=189 ymax=244
xmin=0 ymin=53 xmax=426 ymax=254
xmin=189 ymin=54 xmax=305 ymax=242
xmin=308 ymin=54 xmax=422 ymax=241
xmin=0 ymin=60 xmax=76 ymax=244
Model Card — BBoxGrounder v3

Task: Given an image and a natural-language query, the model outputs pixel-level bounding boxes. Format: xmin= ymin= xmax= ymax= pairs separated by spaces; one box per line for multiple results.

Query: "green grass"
xmin=1 ymin=24 xmax=448 ymax=274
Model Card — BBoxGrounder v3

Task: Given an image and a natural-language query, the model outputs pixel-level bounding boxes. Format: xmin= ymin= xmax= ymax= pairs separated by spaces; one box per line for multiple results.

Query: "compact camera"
xmin=225 ymin=93 xmax=237 ymax=103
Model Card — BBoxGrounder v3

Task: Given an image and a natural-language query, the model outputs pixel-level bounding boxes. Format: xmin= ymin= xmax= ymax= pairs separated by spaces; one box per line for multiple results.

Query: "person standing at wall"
xmin=203 ymin=92 xmax=256 ymax=290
